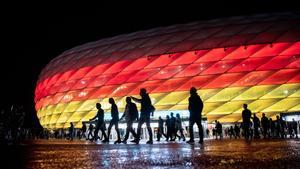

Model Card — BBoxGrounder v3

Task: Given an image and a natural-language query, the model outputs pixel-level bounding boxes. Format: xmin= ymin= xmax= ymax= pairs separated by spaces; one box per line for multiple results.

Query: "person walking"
xmin=107 ymin=98 xmax=121 ymax=144
xmin=68 ymin=122 xmax=74 ymax=141
xmin=87 ymin=123 xmax=94 ymax=140
xmin=120 ymin=97 xmax=139 ymax=144
xmin=90 ymin=103 xmax=108 ymax=142
xmin=80 ymin=122 xmax=87 ymax=139
xmin=252 ymin=113 xmax=261 ymax=139
xmin=131 ymin=88 xmax=154 ymax=144
xmin=156 ymin=116 xmax=166 ymax=141
xmin=175 ymin=113 xmax=185 ymax=141
xmin=169 ymin=112 xmax=176 ymax=141
xmin=261 ymin=113 xmax=269 ymax=138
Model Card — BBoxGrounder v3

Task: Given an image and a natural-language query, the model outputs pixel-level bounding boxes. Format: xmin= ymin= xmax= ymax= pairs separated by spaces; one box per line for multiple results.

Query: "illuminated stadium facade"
xmin=35 ymin=13 xmax=300 ymax=129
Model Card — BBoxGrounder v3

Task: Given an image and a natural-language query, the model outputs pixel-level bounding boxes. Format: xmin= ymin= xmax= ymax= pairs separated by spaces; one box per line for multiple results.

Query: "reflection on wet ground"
xmin=3 ymin=139 xmax=300 ymax=169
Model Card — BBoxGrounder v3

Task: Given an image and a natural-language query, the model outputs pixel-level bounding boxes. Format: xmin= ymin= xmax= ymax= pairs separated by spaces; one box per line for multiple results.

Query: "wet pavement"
xmin=2 ymin=139 xmax=300 ymax=169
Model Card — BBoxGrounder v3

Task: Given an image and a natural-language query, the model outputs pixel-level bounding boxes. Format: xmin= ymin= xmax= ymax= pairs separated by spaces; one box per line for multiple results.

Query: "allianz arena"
xmin=35 ymin=13 xmax=300 ymax=129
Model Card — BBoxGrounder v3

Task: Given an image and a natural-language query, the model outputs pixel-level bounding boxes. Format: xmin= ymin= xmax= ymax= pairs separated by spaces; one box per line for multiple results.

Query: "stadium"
xmin=34 ymin=13 xmax=300 ymax=130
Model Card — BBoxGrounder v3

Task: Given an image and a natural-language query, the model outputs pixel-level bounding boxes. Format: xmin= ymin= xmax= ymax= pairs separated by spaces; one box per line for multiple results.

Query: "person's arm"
xmin=120 ymin=112 xmax=125 ymax=121
xmin=90 ymin=113 xmax=97 ymax=121
xmin=131 ymin=96 xmax=142 ymax=103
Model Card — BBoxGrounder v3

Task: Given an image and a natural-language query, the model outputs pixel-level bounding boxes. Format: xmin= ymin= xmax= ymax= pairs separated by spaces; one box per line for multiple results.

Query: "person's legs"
xmin=175 ymin=128 xmax=181 ymax=140
xmin=166 ymin=127 xmax=170 ymax=141
xmin=114 ymin=121 xmax=121 ymax=142
xmin=244 ymin=123 xmax=249 ymax=140
xmin=188 ymin=119 xmax=195 ymax=142
xmin=146 ymin=116 xmax=153 ymax=142
xmin=196 ymin=120 xmax=203 ymax=143
xmin=294 ymin=127 xmax=298 ymax=138
xmin=129 ymin=122 xmax=137 ymax=139
xmin=180 ymin=129 xmax=185 ymax=141
xmin=135 ymin=118 xmax=145 ymax=143
xmin=123 ymin=126 xmax=129 ymax=142
xmin=123 ymin=122 xmax=133 ymax=142
xmin=157 ymin=128 xmax=161 ymax=141
xmin=100 ymin=126 xmax=108 ymax=141
xmin=107 ymin=120 xmax=114 ymax=141
xmin=93 ymin=127 xmax=99 ymax=141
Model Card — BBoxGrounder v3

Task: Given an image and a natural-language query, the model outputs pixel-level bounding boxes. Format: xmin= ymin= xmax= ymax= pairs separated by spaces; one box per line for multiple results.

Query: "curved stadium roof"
xmin=35 ymin=12 xmax=300 ymax=128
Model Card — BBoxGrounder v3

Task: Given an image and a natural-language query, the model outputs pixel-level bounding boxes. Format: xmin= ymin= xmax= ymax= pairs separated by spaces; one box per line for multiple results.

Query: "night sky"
xmin=1 ymin=2 xmax=299 ymax=128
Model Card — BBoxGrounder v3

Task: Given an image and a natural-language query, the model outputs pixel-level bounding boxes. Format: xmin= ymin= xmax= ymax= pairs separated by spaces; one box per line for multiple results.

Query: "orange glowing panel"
xmin=201 ymin=59 xmax=243 ymax=75
xmin=195 ymin=47 xmax=236 ymax=62
xmin=203 ymin=73 xmax=245 ymax=89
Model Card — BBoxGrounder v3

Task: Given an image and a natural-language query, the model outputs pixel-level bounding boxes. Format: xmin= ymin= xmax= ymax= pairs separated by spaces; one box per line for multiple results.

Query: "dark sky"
xmin=1 ymin=2 xmax=299 ymax=127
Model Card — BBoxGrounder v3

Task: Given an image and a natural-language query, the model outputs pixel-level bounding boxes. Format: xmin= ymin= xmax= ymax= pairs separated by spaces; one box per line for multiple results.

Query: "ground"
xmin=2 ymin=139 xmax=300 ymax=169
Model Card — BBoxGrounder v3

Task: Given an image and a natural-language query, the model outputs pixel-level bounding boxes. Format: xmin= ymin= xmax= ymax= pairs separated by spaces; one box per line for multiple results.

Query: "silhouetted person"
xmin=252 ymin=113 xmax=260 ymax=139
xmin=206 ymin=129 xmax=210 ymax=138
xmin=165 ymin=115 xmax=171 ymax=141
xmin=288 ymin=122 xmax=293 ymax=138
xmin=187 ymin=87 xmax=204 ymax=144
xmin=242 ymin=104 xmax=251 ymax=140
xmin=80 ymin=122 xmax=87 ymax=139
xmin=269 ymin=118 xmax=275 ymax=138
xmin=106 ymin=98 xmax=121 ymax=144
xmin=215 ymin=120 xmax=222 ymax=139
xmin=234 ymin=124 xmax=240 ymax=139
xmin=131 ymin=88 xmax=154 ymax=144
xmin=279 ymin=115 xmax=287 ymax=138
xmin=157 ymin=116 xmax=166 ymax=141
xmin=69 ymin=122 xmax=74 ymax=141
xmin=175 ymin=113 xmax=185 ymax=141
xmin=229 ymin=126 xmax=234 ymax=139
xmin=120 ymin=97 xmax=138 ymax=144
xmin=261 ymin=113 xmax=269 ymax=138
xmin=250 ymin=121 xmax=254 ymax=140
xmin=87 ymin=124 xmax=94 ymax=140
xmin=169 ymin=112 xmax=176 ymax=141
xmin=275 ymin=115 xmax=281 ymax=138
xmin=90 ymin=103 xmax=108 ymax=142
xmin=100 ymin=122 xmax=107 ymax=140
xmin=292 ymin=118 xmax=298 ymax=138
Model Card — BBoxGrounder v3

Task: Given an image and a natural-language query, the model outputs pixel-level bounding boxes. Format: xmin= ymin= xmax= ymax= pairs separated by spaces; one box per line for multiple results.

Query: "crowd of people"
xmin=0 ymin=105 xmax=44 ymax=144
xmin=207 ymin=105 xmax=299 ymax=140
xmin=1 ymin=87 xmax=299 ymax=145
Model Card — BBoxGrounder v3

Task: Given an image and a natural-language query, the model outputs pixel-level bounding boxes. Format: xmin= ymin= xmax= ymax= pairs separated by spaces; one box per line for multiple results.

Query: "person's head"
xmin=126 ymin=97 xmax=131 ymax=104
xmin=140 ymin=88 xmax=147 ymax=96
xmin=243 ymin=104 xmax=248 ymax=109
xmin=292 ymin=118 xmax=295 ymax=121
xmin=166 ymin=115 xmax=170 ymax=119
xmin=159 ymin=116 xmax=161 ymax=119
xmin=262 ymin=113 xmax=265 ymax=117
xmin=96 ymin=103 xmax=101 ymax=109
xmin=276 ymin=115 xmax=279 ymax=119
xmin=170 ymin=112 xmax=174 ymax=117
xmin=70 ymin=122 xmax=73 ymax=126
xmin=109 ymin=98 xmax=115 ymax=104
xmin=215 ymin=120 xmax=218 ymax=123
xmin=190 ymin=87 xmax=197 ymax=95
xmin=176 ymin=113 xmax=180 ymax=118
